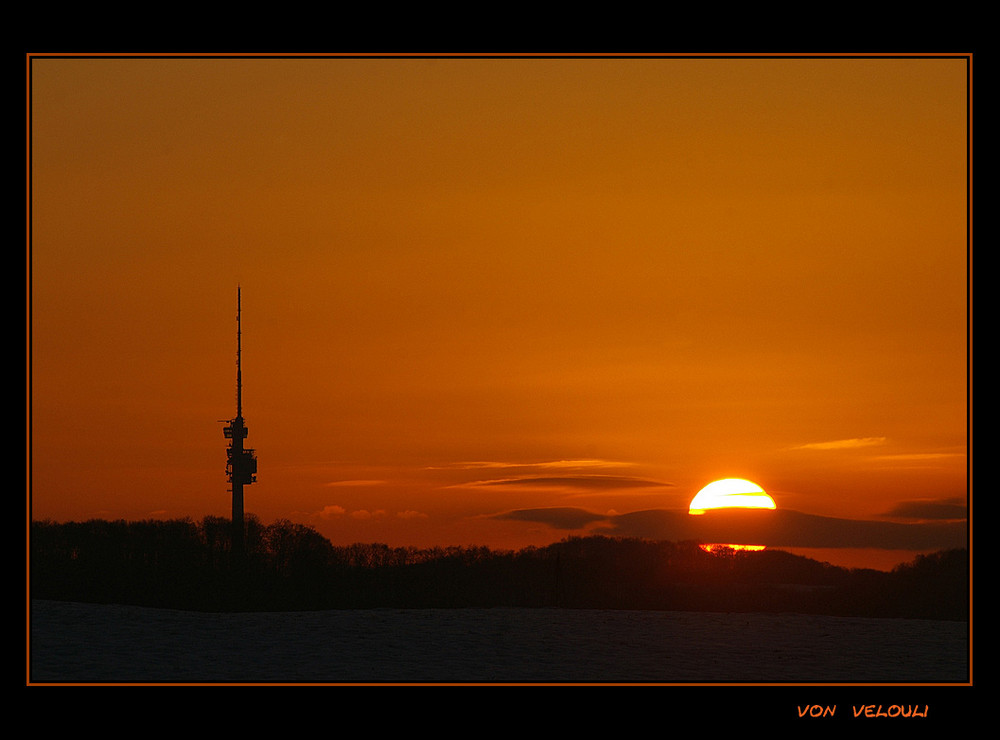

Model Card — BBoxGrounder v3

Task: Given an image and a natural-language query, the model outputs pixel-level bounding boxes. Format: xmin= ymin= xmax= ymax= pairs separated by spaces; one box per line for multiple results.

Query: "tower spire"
xmin=236 ymin=284 xmax=242 ymax=419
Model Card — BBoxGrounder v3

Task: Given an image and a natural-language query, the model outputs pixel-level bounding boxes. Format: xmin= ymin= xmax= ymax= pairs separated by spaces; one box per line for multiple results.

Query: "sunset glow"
xmin=688 ymin=478 xmax=776 ymax=515
xmin=699 ymin=543 xmax=767 ymax=554
xmin=27 ymin=53 xmax=969 ymax=572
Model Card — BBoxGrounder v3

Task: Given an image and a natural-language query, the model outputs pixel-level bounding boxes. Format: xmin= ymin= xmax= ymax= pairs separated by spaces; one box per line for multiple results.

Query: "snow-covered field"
xmin=28 ymin=599 xmax=968 ymax=684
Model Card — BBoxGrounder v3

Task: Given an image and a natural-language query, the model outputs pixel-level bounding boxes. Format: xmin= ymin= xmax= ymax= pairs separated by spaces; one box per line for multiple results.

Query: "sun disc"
xmin=689 ymin=478 xmax=775 ymax=515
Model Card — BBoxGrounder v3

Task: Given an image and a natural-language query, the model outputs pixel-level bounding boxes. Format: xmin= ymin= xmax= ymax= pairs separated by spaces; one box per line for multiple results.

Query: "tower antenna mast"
xmin=223 ymin=285 xmax=257 ymax=559
xmin=237 ymin=285 xmax=242 ymax=418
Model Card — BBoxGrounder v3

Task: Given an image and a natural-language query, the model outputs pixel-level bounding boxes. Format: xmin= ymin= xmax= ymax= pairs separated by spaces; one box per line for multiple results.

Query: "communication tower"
xmin=223 ymin=286 xmax=257 ymax=557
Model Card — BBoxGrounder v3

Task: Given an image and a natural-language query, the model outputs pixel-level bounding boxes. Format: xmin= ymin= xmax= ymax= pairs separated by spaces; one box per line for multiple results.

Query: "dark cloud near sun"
xmin=491 ymin=506 xmax=967 ymax=552
xmin=881 ymin=497 xmax=967 ymax=521
xmin=495 ymin=507 xmax=612 ymax=530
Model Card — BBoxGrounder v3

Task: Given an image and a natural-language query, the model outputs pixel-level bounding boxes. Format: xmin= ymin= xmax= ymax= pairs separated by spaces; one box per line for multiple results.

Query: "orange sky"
xmin=28 ymin=54 xmax=970 ymax=570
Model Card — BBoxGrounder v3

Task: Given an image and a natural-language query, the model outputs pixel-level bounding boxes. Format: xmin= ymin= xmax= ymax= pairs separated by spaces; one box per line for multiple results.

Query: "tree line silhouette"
xmin=29 ymin=516 xmax=968 ymax=620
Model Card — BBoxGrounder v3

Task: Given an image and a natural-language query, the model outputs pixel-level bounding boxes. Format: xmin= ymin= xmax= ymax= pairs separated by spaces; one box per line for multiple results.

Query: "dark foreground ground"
xmin=29 ymin=599 xmax=969 ymax=684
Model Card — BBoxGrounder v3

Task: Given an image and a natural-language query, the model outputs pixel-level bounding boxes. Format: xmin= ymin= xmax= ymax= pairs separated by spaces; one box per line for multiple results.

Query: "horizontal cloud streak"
xmin=791 ymin=437 xmax=888 ymax=451
xmin=428 ymin=459 xmax=635 ymax=470
xmin=455 ymin=475 xmax=672 ymax=491
xmin=870 ymin=452 xmax=966 ymax=462
xmin=324 ymin=479 xmax=388 ymax=487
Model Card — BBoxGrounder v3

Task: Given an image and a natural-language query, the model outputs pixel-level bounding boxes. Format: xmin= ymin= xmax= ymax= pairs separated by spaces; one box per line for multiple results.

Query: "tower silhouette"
xmin=223 ymin=286 xmax=257 ymax=558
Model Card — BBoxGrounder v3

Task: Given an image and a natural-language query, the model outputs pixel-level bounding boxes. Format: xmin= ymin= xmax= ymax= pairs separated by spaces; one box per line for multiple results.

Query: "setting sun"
xmin=688 ymin=478 xmax=776 ymax=515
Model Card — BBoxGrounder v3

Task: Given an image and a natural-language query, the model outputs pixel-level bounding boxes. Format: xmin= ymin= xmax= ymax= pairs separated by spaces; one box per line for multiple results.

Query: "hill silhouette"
xmin=503 ymin=506 xmax=967 ymax=551
xmin=29 ymin=517 xmax=968 ymax=620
